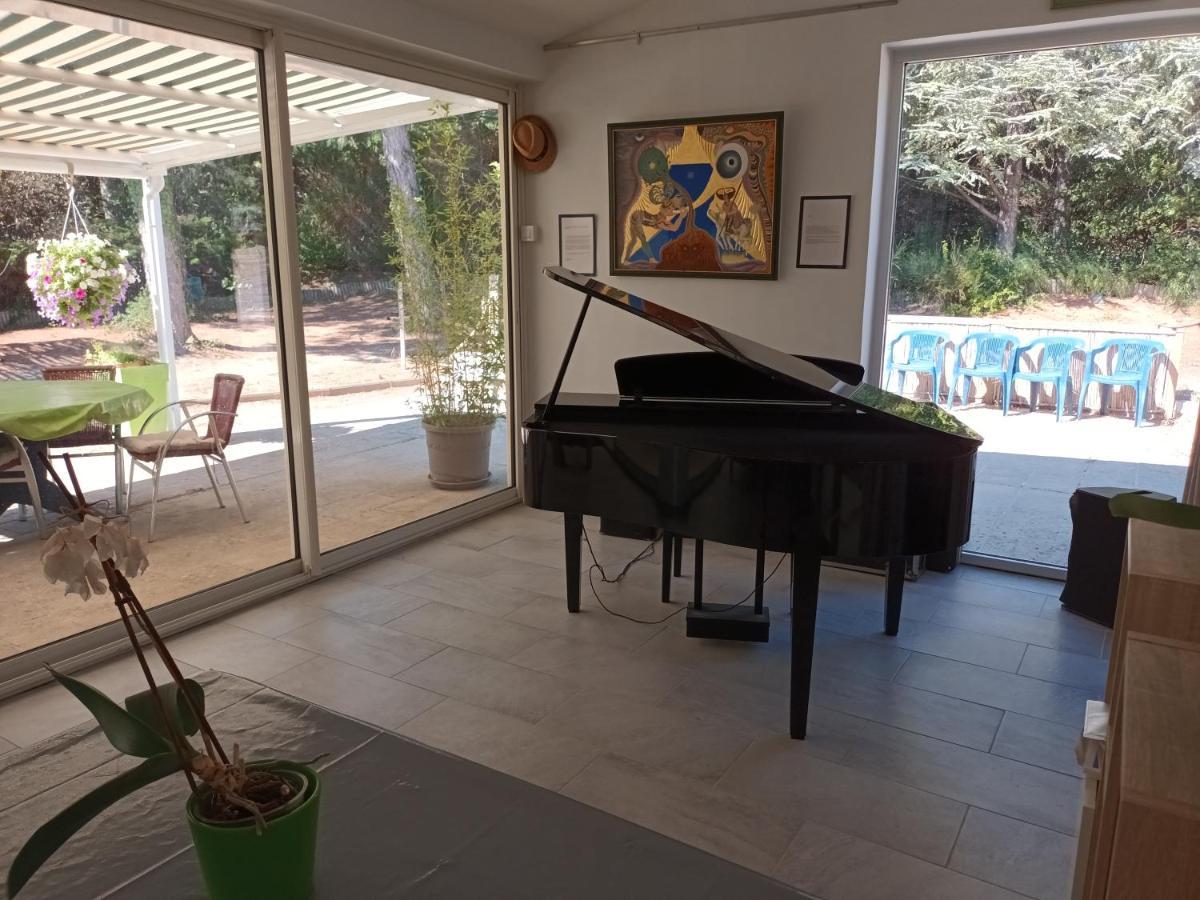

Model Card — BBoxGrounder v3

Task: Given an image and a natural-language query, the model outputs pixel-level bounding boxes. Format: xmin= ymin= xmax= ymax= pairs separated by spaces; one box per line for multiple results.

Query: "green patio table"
xmin=0 ymin=379 xmax=152 ymax=516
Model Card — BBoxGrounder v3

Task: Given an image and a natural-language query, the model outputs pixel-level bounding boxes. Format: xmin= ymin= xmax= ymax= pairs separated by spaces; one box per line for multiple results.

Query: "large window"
xmin=0 ymin=1 xmax=515 ymax=676
xmin=880 ymin=38 xmax=1199 ymax=568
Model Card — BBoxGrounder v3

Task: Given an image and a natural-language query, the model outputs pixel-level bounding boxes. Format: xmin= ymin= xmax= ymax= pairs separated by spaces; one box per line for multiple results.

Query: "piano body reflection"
xmin=523 ymin=267 xmax=981 ymax=738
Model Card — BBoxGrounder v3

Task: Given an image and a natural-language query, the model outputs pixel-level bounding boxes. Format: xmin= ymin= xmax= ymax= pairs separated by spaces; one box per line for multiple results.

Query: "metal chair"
xmin=1008 ymin=336 xmax=1085 ymax=421
xmin=1076 ymin=338 xmax=1166 ymax=427
xmin=883 ymin=330 xmax=949 ymax=404
xmin=118 ymin=373 xmax=249 ymax=541
xmin=1 ymin=432 xmax=46 ymax=536
xmin=949 ymin=332 xmax=1020 ymax=412
xmin=42 ymin=365 xmax=124 ymax=509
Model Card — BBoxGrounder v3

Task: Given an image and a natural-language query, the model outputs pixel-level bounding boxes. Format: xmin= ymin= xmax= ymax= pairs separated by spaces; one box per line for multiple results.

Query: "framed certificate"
xmin=559 ymin=214 xmax=597 ymax=276
xmin=796 ymin=195 xmax=851 ymax=269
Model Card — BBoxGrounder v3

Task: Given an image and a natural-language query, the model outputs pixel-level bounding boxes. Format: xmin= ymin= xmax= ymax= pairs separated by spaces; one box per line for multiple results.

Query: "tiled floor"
xmin=0 ymin=503 xmax=1103 ymax=900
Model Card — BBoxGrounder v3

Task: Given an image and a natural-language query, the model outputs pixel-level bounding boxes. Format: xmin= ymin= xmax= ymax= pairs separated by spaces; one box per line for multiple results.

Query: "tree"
xmin=898 ymin=42 xmax=1196 ymax=255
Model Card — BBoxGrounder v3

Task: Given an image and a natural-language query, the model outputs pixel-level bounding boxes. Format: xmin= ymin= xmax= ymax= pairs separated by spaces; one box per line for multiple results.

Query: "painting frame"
xmin=796 ymin=195 xmax=851 ymax=270
xmin=607 ymin=111 xmax=785 ymax=280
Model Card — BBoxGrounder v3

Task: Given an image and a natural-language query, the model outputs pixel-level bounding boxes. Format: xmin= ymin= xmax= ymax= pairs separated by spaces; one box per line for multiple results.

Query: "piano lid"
xmin=544 ymin=266 xmax=981 ymax=443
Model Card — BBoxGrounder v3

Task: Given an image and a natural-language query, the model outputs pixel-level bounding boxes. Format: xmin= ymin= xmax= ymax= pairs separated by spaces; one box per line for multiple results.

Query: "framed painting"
xmin=608 ymin=111 xmax=784 ymax=279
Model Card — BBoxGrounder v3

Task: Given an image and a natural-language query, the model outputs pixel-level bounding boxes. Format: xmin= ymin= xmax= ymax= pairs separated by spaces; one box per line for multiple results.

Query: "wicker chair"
xmin=118 ymin=373 xmax=249 ymax=541
xmin=42 ymin=365 xmax=124 ymax=509
xmin=0 ymin=432 xmax=47 ymax=536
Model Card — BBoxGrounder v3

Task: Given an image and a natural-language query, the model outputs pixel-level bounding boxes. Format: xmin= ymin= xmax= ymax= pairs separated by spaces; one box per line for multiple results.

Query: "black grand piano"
xmin=523 ymin=267 xmax=981 ymax=739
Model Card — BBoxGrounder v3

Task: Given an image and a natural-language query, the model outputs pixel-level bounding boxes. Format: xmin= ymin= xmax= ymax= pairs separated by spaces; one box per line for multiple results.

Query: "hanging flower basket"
xmin=26 ymin=232 xmax=138 ymax=328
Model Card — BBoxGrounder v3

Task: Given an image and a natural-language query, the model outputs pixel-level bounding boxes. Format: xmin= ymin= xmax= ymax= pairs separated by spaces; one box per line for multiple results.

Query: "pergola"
xmin=0 ymin=1 xmax=491 ymax=409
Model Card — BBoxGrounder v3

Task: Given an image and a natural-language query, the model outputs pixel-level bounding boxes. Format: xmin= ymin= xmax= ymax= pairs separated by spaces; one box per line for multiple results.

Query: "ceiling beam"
xmin=0 ymin=57 xmax=341 ymax=123
xmin=0 ymin=106 xmax=231 ymax=145
xmin=0 ymin=139 xmax=147 ymax=178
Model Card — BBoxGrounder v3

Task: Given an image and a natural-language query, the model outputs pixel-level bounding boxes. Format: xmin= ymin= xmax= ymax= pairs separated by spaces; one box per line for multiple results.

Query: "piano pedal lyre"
xmin=681 ymin=541 xmax=771 ymax=642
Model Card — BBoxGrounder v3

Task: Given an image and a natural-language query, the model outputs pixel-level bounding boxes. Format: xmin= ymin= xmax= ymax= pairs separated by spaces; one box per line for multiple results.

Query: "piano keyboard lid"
xmin=544 ymin=266 xmax=981 ymax=444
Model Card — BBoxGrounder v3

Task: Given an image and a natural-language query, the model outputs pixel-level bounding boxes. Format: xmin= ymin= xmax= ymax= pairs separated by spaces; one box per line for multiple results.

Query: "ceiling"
xmin=409 ymin=0 xmax=645 ymax=46
xmin=0 ymin=4 xmax=492 ymax=179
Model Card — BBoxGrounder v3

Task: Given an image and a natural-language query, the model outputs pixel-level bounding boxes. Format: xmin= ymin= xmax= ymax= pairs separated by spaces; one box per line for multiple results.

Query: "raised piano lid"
xmin=543 ymin=266 xmax=981 ymax=443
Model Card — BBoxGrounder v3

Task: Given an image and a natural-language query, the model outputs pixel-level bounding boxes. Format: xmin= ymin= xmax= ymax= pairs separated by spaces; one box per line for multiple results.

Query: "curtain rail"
xmin=543 ymin=0 xmax=899 ymax=52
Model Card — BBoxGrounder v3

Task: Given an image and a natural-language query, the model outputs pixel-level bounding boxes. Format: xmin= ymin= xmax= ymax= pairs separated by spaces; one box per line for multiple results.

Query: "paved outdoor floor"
xmin=955 ymin=402 xmax=1192 ymax=566
xmin=0 ymin=387 xmax=510 ymax=657
xmin=0 ymin=503 xmax=1100 ymax=900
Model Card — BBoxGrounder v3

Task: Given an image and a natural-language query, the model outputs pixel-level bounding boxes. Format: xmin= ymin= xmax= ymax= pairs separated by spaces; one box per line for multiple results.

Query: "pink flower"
xmin=75 ymin=288 xmax=87 ymax=299
xmin=44 ymin=276 xmax=51 ymax=283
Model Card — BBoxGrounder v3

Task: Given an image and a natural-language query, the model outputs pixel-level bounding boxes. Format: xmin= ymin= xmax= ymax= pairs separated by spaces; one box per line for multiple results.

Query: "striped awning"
xmin=0 ymin=4 xmax=491 ymax=178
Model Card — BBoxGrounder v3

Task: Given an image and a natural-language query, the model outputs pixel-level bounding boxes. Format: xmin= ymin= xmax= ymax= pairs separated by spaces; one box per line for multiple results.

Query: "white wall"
xmin=518 ymin=0 xmax=1200 ymax=406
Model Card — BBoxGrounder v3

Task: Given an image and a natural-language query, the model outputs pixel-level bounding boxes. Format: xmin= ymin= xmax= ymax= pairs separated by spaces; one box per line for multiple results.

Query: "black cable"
xmin=580 ymin=524 xmax=786 ymax=625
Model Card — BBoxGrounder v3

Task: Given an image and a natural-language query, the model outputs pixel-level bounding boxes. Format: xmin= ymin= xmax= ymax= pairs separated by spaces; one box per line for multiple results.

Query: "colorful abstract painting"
xmin=608 ymin=112 xmax=783 ymax=279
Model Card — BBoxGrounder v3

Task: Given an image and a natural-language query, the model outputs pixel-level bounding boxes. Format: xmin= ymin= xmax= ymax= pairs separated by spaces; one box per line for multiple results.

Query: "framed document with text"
xmin=559 ymin=214 xmax=597 ymax=276
xmin=796 ymin=195 xmax=851 ymax=269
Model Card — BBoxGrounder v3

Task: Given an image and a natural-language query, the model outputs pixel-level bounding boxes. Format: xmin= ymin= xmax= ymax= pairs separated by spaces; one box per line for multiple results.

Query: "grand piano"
xmin=523 ymin=267 xmax=981 ymax=738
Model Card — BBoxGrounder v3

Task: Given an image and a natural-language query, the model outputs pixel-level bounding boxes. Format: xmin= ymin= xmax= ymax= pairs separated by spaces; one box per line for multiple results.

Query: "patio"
xmin=0 ymin=384 xmax=509 ymax=658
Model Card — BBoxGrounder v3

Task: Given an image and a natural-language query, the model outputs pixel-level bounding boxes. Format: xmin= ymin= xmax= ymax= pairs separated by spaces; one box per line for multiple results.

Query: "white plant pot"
xmin=423 ymin=420 xmax=494 ymax=490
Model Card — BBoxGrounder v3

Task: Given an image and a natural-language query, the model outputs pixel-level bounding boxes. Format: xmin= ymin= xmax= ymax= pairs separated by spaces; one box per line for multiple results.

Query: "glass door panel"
xmin=881 ymin=40 xmax=1197 ymax=568
xmin=0 ymin=1 xmax=295 ymax=658
xmin=282 ymin=52 xmax=511 ymax=552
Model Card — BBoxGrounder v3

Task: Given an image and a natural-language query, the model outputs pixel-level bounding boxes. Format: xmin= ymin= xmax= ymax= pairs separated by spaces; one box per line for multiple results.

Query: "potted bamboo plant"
xmin=390 ymin=111 xmax=505 ymax=489
xmin=7 ymin=458 xmax=321 ymax=900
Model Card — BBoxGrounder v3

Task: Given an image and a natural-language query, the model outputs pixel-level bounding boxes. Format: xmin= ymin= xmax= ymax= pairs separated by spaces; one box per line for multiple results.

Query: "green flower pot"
xmin=186 ymin=763 xmax=320 ymax=900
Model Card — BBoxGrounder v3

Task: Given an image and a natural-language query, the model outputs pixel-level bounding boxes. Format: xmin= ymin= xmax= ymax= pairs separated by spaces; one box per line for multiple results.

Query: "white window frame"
xmin=0 ymin=0 xmax=525 ymax=696
xmin=862 ymin=8 xmax=1200 ymax=577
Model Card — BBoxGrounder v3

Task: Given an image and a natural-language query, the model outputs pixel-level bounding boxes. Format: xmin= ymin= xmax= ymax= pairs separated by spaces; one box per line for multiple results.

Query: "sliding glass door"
xmin=280 ymin=51 xmax=513 ymax=554
xmin=0 ymin=1 xmax=297 ymax=660
xmin=0 ymin=1 xmax=517 ymax=682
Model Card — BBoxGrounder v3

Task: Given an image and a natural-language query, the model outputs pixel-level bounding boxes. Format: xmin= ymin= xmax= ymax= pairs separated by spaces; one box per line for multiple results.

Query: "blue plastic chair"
xmin=1008 ymin=336 xmax=1084 ymax=421
xmin=1076 ymin=338 xmax=1166 ymax=427
xmin=949 ymin=332 xmax=1020 ymax=412
xmin=884 ymin=330 xmax=949 ymax=403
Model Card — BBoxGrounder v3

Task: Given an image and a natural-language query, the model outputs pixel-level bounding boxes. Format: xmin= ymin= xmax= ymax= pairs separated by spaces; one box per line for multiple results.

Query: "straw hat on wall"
xmin=512 ymin=115 xmax=557 ymax=173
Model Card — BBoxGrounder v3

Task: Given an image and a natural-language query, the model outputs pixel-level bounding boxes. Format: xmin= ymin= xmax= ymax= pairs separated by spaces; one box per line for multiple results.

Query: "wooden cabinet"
xmin=1077 ymin=518 xmax=1200 ymax=900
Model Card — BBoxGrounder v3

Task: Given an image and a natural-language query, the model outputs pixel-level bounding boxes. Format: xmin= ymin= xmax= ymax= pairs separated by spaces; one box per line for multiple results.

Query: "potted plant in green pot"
xmin=390 ymin=111 xmax=505 ymax=489
xmin=7 ymin=459 xmax=321 ymax=900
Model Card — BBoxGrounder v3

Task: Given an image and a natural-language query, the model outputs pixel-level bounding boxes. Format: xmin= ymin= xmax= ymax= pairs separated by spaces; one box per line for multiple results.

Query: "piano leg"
xmin=790 ymin=551 xmax=822 ymax=740
xmin=564 ymin=513 xmax=582 ymax=613
xmin=754 ymin=548 xmax=766 ymax=615
xmin=673 ymin=534 xmax=683 ymax=577
xmin=661 ymin=532 xmax=674 ymax=603
xmin=693 ymin=539 xmax=705 ymax=607
xmin=885 ymin=557 xmax=904 ymax=636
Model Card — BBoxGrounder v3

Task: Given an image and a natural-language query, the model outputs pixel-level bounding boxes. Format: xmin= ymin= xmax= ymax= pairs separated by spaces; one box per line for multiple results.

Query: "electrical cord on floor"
xmin=580 ymin=524 xmax=787 ymax=625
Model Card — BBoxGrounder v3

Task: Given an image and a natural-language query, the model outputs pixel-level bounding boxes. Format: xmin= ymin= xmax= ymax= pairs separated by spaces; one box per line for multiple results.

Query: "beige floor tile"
xmin=990 ymin=712 xmax=1082 ymax=778
xmin=225 ymin=593 xmax=330 ymax=638
xmin=811 ymin=705 xmax=1082 ymax=835
xmin=278 ymin=614 xmax=443 ymax=676
xmin=561 ymin=753 xmax=797 ymax=875
xmin=951 ymin=808 xmax=1075 ymax=900
xmin=397 ymin=647 xmax=579 ymax=723
xmin=508 ymin=635 xmax=690 ymax=702
xmin=717 ymin=735 xmax=967 ymax=865
xmin=266 ymin=655 xmax=442 ymax=731
xmin=0 ymin=654 xmax=200 ymax=747
xmin=386 ymin=601 xmax=547 ymax=660
xmin=505 ymin=594 xmax=665 ymax=651
xmin=395 ymin=541 xmax=527 ymax=578
xmin=309 ymin=578 xmax=431 ymax=625
xmin=895 ymin=653 xmax=1093 ymax=727
xmin=539 ymin=688 xmax=761 ymax=783
xmin=343 ymin=556 xmax=431 ymax=589
xmin=399 ymin=698 xmax=595 ymax=790
xmin=391 ymin=570 xmax=544 ymax=618
xmin=157 ymin=621 xmax=312 ymax=684
xmin=774 ymin=821 xmax=1024 ymax=900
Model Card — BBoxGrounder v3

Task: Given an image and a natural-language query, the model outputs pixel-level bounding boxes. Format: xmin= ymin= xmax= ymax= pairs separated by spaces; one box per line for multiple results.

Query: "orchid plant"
xmin=26 ymin=233 xmax=137 ymax=328
xmin=8 ymin=456 xmax=307 ymax=899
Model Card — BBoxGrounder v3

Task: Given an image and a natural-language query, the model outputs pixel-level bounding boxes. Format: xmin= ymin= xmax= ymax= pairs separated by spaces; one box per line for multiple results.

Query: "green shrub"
xmin=891 ymin=237 xmax=1048 ymax=316
xmin=84 ymin=340 xmax=156 ymax=366
xmin=111 ymin=289 xmax=156 ymax=339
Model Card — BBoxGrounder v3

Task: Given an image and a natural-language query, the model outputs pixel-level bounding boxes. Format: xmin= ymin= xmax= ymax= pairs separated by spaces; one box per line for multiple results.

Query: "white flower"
xmin=41 ymin=523 xmax=107 ymax=601
xmin=95 ymin=519 xmax=149 ymax=577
